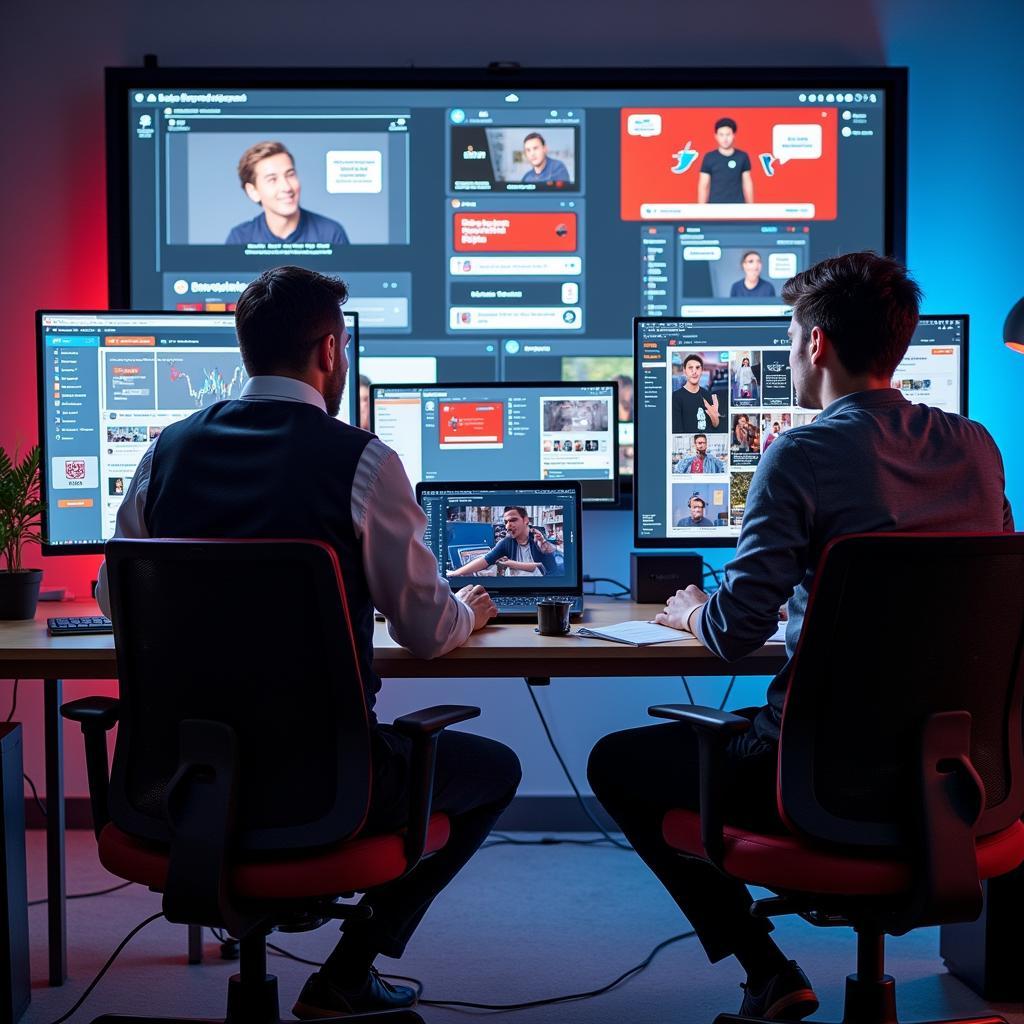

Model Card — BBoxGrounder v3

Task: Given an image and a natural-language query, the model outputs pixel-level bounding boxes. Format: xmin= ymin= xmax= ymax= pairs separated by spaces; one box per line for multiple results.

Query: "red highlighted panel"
xmin=439 ymin=402 xmax=505 ymax=446
xmin=620 ymin=107 xmax=837 ymax=220
xmin=454 ymin=212 xmax=578 ymax=253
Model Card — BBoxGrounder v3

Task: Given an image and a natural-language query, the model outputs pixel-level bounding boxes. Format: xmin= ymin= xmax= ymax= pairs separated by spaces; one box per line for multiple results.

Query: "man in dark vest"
xmin=97 ymin=266 xmax=521 ymax=1019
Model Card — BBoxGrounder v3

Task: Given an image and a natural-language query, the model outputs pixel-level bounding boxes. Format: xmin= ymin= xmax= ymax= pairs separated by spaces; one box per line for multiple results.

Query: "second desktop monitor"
xmin=371 ymin=381 xmax=619 ymax=506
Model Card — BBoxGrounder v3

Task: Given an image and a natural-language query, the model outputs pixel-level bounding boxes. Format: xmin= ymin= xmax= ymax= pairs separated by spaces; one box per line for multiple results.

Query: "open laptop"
xmin=417 ymin=481 xmax=584 ymax=622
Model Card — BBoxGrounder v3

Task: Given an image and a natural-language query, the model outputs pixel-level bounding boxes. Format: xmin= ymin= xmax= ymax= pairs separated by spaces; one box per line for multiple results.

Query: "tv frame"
xmin=632 ymin=312 xmax=969 ymax=549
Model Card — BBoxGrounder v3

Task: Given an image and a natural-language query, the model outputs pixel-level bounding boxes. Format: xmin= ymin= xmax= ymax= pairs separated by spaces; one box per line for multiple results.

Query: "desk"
xmin=0 ymin=598 xmax=786 ymax=985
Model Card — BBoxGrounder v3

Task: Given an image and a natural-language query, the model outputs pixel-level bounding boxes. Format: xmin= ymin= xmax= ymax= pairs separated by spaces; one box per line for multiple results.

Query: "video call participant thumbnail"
xmin=730 ymin=251 xmax=776 ymax=298
xmin=675 ymin=493 xmax=716 ymax=528
xmin=226 ymin=141 xmax=350 ymax=245
xmin=698 ymin=117 xmax=753 ymax=205
xmin=672 ymin=353 xmax=722 ymax=434
xmin=676 ymin=433 xmax=726 ymax=474
xmin=521 ymin=133 xmax=571 ymax=184
xmin=449 ymin=506 xmax=559 ymax=578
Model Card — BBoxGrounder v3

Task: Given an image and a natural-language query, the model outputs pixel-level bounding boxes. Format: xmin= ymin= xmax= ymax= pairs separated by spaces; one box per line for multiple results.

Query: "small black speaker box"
xmin=630 ymin=552 xmax=704 ymax=604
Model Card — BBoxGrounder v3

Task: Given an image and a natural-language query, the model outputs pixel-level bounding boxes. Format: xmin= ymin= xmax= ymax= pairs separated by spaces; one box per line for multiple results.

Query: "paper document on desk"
xmin=576 ymin=620 xmax=690 ymax=646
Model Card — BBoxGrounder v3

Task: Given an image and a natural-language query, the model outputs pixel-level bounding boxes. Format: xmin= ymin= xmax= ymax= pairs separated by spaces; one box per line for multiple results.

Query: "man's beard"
xmin=324 ymin=358 xmax=344 ymax=418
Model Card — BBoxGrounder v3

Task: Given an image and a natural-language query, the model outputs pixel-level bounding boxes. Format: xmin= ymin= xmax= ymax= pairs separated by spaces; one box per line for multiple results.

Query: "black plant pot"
xmin=0 ymin=569 xmax=43 ymax=620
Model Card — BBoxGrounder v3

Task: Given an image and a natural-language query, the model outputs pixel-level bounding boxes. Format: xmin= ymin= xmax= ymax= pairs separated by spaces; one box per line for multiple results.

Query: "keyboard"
xmin=47 ymin=615 xmax=113 ymax=636
xmin=492 ymin=594 xmax=584 ymax=621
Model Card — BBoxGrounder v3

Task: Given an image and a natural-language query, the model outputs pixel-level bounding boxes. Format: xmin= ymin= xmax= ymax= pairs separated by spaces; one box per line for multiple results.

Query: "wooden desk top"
xmin=0 ymin=598 xmax=786 ymax=680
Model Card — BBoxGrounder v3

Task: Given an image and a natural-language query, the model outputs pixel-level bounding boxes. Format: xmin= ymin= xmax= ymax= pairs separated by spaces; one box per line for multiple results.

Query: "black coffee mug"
xmin=537 ymin=598 xmax=573 ymax=636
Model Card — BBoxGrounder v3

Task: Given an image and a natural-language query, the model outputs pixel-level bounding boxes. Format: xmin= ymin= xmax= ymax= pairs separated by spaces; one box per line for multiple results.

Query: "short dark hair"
xmin=715 ymin=117 xmax=737 ymax=133
xmin=523 ymin=132 xmax=546 ymax=146
xmin=693 ymin=433 xmax=707 ymax=442
xmin=682 ymin=353 xmax=704 ymax=369
xmin=781 ymin=252 xmax=922 ymax=377
xmin=503 ymin=506 xmax=529 ymax=520
xmin=235 ymin=266 xmax=348 ymax=376
xmin=237 ymin=141 xmax=293 ymax=191
xmin=688 ymin=495 xmax=706 ymax=508
xmin=740 ymin=250 xmax=761 ymax=264
xmin=359 ymin=374 xmax=371 ymax=388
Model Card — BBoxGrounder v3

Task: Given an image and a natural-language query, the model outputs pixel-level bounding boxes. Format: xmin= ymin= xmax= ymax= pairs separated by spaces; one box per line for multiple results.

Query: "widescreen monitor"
xmin=633 ymin=313 xmax=968 ymax=547
xmin=372 ymin=380 xmax=618 ymax=505
xmin=37 ymin=310 xmax=359 ymax=554
xmin=107 ymin=65 xmax=907 ymax=479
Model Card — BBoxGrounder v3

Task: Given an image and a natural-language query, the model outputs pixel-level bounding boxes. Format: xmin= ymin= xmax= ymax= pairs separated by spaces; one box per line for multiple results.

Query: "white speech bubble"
xmin=326 ymin=150 xmax=382 ymax=193
xmin=772 ymin=124 xmax=822 ymax=165
xmin=682 ymin=245 xmax=722 ymax=261
xmin=627 ymin=113 xmax=662 ymax=137
xmin=768 ymin=252 xmax=798 ymax=278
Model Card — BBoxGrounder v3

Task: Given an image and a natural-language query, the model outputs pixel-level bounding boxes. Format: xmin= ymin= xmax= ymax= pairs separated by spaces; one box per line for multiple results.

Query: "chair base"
xmin=713 ymin=970 xmax=1008 ymax=1024
xmin=91 ymin=969 xmax=424 ymax=1023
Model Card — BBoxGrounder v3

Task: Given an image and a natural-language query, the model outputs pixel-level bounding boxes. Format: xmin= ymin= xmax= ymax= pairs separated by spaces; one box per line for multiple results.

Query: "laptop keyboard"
xmin=493 ymin=595 xmax=584 ymax=613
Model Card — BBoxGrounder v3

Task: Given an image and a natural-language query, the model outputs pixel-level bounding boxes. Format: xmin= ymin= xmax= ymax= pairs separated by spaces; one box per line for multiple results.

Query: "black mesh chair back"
xmin=779 ymin=532 xmax=1024 ymax=850
xmin=104 ymin=538 xmax=372 ymax=853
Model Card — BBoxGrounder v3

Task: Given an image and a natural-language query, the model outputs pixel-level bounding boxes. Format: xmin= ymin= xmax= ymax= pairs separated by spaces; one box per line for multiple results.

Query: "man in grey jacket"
xmin=588 ymin=251 xmax=1014 ymax=1022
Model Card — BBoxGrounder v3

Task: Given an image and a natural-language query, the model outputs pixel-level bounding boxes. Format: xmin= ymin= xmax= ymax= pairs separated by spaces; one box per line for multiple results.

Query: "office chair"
xmin=651 ymin=532 xmax=1024 ymax=1024
xmin=62 ymin=537 xmax=480 ymax=1024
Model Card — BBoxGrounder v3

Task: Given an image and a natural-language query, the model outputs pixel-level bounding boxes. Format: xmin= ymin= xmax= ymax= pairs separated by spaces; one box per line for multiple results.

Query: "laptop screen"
xmin=418 ymin=482 xmax=582 ymax=593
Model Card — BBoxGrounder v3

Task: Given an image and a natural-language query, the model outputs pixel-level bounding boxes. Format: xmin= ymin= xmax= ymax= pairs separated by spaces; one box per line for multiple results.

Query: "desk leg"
xmin=44 ymin=678 xmax=67 ymax=986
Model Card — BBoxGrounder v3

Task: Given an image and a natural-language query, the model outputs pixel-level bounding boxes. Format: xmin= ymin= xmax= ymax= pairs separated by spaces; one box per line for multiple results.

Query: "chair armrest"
xmin=392 ymin=704 xmax=481 ymax=737
xmin=647 ymin=704 xmax=751 ymax=868
xmin=648 ymin=704 xmax=751 ymax=734
xmin=392 ymin=705 xmax=481 ymax=869
xmin=61 ymin=697 xmax=120 ymax=840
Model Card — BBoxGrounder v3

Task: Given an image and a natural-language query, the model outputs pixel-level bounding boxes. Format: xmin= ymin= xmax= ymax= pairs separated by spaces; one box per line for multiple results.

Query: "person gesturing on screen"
xmin=450 ymin=507 xmax=558 ymax=578
xmin=671 ymin=353 xmax=721 ymax=433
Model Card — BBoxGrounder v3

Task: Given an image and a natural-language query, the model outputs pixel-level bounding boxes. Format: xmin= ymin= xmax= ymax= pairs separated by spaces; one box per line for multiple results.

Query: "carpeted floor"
xmin=19 ymin=830 xmax=1024 ymax=1023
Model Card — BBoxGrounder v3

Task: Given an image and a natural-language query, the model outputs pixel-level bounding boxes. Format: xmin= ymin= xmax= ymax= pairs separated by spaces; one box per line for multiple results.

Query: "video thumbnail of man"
xmin=730 ymin=350 xmax=762 ymax=405
xmin=620 ymin=107 xmax=838 ymax=220
xmin=671 ymin=433 xmax=728 ymax=475
xmin=671 ymin=482 xmax=729 ymax=529
xmin=443 ymin=504 xmax=568 ymax=578
xmin=542 ymin=398 xmax=610 ymax=433
xmin=670 ymin=350 xmax=729 ymax=434
xmin=166 ymin=133 xmax=410 ymax=246
xmin=450 ymin=126 xmax=579 ymax=192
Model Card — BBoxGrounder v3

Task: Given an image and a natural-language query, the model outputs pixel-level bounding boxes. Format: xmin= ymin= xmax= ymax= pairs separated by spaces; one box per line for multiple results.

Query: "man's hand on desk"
xmin=456 ymin=584 xmax=498 ymax=631
xmin=653 ymin=584 xmax=709 ymax=634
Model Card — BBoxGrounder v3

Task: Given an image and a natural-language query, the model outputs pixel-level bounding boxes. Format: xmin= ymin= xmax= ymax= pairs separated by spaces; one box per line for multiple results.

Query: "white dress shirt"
xmin=96 ymin=376 xmax=473 ymax=658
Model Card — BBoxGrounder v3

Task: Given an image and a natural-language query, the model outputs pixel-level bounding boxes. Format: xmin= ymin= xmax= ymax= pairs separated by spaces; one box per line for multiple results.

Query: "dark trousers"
xmin=344 ymin=725 xmax=521 ymax=958
xmin=587 ymin=716 xmax=783 ymax=964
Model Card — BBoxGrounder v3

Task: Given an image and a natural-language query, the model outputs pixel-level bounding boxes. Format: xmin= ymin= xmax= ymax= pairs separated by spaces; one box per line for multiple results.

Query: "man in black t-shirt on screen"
xmin=698 ymin=117 xmax=753 ymax=205
xmin=672 ymin=353 xmax=722 ymax=433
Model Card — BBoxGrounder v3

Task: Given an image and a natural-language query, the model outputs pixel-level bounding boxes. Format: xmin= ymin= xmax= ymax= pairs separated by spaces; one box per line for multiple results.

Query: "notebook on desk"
xmin=416 ymin=480 xmax=584 ymax=622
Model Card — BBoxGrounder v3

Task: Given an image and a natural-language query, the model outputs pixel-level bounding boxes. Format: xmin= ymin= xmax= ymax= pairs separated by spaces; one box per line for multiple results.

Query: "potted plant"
xmin=0 ymin=445 xmax=45 ymax=619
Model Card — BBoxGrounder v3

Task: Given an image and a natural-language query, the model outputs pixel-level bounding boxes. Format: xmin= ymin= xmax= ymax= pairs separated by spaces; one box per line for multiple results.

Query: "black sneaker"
xmin=293 ymin=967 xmax=418 ymax=1019
xmin=739 ymin=960 xmax=819 ymax=1020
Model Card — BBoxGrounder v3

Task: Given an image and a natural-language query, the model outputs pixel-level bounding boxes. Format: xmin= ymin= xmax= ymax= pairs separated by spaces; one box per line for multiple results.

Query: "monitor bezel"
xmin=631 ymin=312 xmax=970 ymax=549
xmin=414 ymin=478 xmax=584 ymax=595
xmin=371 ymin=379 xmax=619 ymax=508
xmin=35 ymin=308 xmax=360 ymax=555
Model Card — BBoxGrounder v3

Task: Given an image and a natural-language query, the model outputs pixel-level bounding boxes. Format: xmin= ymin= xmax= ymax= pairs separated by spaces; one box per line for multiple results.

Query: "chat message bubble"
xmin=772 ymin=125 xmax=822 ymax=165
xmin=627 ymin=113 xmax=662 ymax=137
xmin=326 ymin=150 xmax=382 ymax=193
xmin=768 ymin=252 xmax=798 ymax=278
xmin=682 ymin=245 xmax=722 ymax=261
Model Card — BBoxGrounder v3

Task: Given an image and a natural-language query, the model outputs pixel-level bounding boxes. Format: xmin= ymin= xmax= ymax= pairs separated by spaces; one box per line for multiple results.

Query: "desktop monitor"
xmin=633 ymin=313 xmax=968 ymax=547
xmin=371 ymin=380 xmax=618 ymax=506
xmin=37 ymin=309 xmax=360 ymax=554
xmin=417 ymin=480 xmax=582 ymax=593
xmin=106 ymin=65 xmax=908 ymax=481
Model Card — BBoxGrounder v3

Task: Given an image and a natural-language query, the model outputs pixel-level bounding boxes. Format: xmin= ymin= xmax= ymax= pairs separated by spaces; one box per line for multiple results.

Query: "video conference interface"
xmin=39 ymin=311 xmax=359 ymax=550
xmin=419 ymin=485 xmax=580 ymax=589
xmin=634 ymin=315 xmax=966 ymax=545
xmin=372 ymin=382 xmax=617 ymax=504
xmin=121 ymin=81 xmax=893 ymax=473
